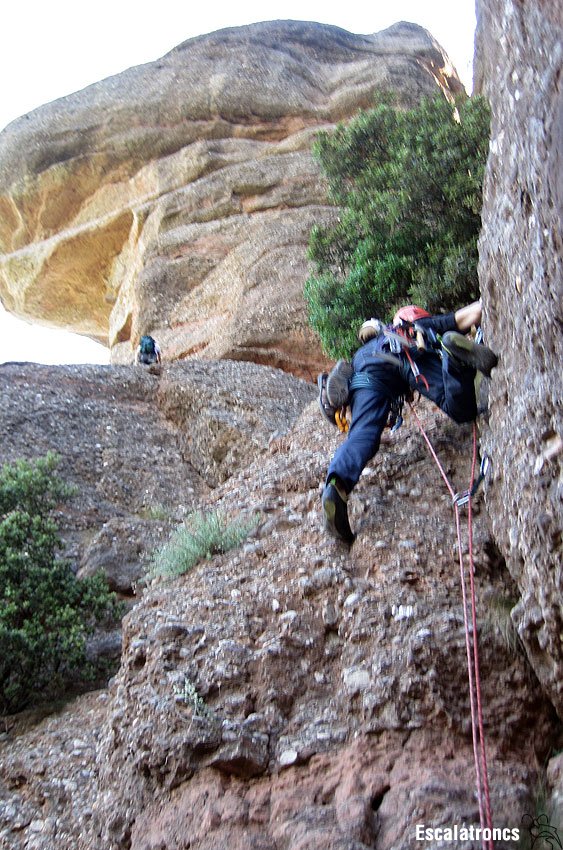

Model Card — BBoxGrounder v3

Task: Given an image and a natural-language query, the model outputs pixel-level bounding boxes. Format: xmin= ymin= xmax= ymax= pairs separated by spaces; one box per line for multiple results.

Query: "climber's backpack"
xmin=318 ymin=372 xmax=349 ymax=433
xmin=318 ymin=358 xmax=407 ymax=434
xmin=317 ymin=360 xmax=354 ymax=433
xmin=140 ymin=335 xmax=156 ymax=357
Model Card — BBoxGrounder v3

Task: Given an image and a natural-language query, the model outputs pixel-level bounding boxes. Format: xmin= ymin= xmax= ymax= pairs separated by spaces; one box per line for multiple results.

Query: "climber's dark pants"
xmin=326 ymin=351 xmax=477 ymax=494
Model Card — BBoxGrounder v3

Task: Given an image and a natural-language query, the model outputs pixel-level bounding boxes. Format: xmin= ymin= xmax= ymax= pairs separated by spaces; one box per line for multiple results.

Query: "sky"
xmin=0 ymin=0 xmax=477 ymax=365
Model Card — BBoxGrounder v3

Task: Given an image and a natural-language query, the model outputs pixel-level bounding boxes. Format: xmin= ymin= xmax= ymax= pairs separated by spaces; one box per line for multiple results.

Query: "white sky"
xmin=0 ymin=0 xmax=476 ymax=365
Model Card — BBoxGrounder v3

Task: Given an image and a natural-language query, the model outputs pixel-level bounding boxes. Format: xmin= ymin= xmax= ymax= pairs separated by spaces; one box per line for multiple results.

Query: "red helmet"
xmin=393 ymin=305 xmax=431 ymax=326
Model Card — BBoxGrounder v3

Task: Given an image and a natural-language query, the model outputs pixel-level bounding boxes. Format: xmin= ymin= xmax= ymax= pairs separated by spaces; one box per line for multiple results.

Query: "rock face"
xmin=2 ymin=8 xmax=563 ymax=849
xmin=0 ymin=365 xmax=557 ymax=850
xmin=475 ymin=0 xmax=563 ymax=717
xmin=0 ymin=21 xmax=463 ymax=377
xmin=0 ymin=360 xmax=315 ymax=592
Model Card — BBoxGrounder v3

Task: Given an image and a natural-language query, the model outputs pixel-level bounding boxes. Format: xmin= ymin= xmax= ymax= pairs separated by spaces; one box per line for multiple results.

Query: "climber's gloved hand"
xmin=358 ymin=318 xmax=385 ymax=344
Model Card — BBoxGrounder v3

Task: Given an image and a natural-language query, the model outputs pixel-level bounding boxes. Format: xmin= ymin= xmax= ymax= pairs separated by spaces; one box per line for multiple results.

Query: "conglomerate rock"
xmin=0 ymin=374 xmax=558 ymax=849
xmin=0 ymin=20 xmax=463 ymax=377
xmin=1 ymin=6 xmax=563 ymax=848
xmin=475 ymin=0 xmax=563 ymax=719
xmin=0 ymin=359 xmax=315 ymax=592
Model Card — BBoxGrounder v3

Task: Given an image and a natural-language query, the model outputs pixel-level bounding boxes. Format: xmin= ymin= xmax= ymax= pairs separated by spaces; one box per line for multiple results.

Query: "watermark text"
xmin=415 ymin=824 xmax=520 ymax=843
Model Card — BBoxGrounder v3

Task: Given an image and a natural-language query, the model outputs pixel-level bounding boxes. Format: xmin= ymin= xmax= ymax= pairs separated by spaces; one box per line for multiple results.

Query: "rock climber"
xmin=135 ymin=334 xmax=162 ymax=366
xmin=318 ymin=301 xmax=498 ymax=545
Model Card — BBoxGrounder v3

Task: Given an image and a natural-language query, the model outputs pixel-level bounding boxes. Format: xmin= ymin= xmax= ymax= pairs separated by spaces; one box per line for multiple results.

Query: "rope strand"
xmin=455 ymin=500 xmax=485 ymax=833
xmin=467 ymin=426 xmax=494 ymax=843
xmin=408 ymin=404 xmax=493 ymax=842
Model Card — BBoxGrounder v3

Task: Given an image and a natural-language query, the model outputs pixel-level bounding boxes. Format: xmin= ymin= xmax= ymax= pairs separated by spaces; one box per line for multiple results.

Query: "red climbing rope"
xmin=466 ymin=426 xmax=494 ymax=840
xmin=408 ymin=403 xmax=494 ymax=847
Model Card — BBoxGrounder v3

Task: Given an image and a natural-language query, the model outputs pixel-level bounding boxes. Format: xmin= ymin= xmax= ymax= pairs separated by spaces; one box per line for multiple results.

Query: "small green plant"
xmin=173 ymin=677 xmax=214 ymax=718
xmin=140 ymin=503 xmax=172 ymax=521
xmin=484 ymin=594 xmax=522 ymax=656
xmin=0 ymin=453 xmax=122 ymax=715
xmin=148 ymin=510 xmax=259 ymax=580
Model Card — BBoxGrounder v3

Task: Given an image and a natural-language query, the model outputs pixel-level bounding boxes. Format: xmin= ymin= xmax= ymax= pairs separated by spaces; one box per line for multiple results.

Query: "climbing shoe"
xmin=326 ymin=359 xmax=354 ymax=408
xmin=322 ymin=478 xmax=355 ymax=545
xmin=441 ymin=331 xmax=499 ymax=378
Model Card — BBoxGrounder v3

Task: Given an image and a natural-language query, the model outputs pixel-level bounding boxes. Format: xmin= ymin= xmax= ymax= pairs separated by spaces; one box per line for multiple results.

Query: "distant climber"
xmin=318 ymin=301 xmax=498 ymax=545
xmin=135 ymin=335 xmax=162 ymax=366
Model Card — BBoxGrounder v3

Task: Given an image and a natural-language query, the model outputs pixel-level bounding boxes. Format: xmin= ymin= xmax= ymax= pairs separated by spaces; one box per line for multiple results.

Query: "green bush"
xmin=0 ymin=453 xmax=121 ymax=715
xmin=173 ymin=676 xmax=215 ymax=719
xmin=149 ymin=510 xmax=259 ymax=580
xmin=304 ymin=92 xmax=491 ymax=359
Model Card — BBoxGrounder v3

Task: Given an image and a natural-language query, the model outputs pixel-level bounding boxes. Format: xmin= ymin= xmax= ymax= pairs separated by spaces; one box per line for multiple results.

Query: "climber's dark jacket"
xmin=327 ymin=312 xmax=477 ymax=494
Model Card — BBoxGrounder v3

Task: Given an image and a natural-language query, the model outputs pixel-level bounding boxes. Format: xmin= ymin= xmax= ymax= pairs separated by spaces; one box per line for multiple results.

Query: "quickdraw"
xmin=403 ymin=346 xmax=430 ymax=391
xmin=334 ymin=408 xmax=349 ymax=433
xmin=453 ymin=455 xmax=491 ymax=506
xmin=388 ymin=395 xmax=406 ymax=432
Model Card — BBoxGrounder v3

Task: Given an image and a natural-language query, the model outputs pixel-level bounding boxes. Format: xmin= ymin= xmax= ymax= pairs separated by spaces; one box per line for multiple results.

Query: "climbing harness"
xmin=349 ymin=372 xmax=410 ymax=433
xmin=320 ymin=317 xmax=489 ymax=441
xmin=318 ymin=318 xmax=440 ymax=435
xmin=408 ymin=403 xmax=494 ymax=848
xmin=373 ymin=320 xmax=439 ymax=391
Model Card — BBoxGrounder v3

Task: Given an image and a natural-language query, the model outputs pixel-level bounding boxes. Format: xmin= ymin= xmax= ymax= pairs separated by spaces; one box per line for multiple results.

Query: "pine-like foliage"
xmin=304 ymin=93 xmax=491 ymax=359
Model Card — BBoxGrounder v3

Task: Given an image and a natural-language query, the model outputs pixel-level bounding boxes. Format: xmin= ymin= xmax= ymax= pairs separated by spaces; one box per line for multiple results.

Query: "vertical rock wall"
xmin=475 ymin=0 xmax=563 ymax=715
